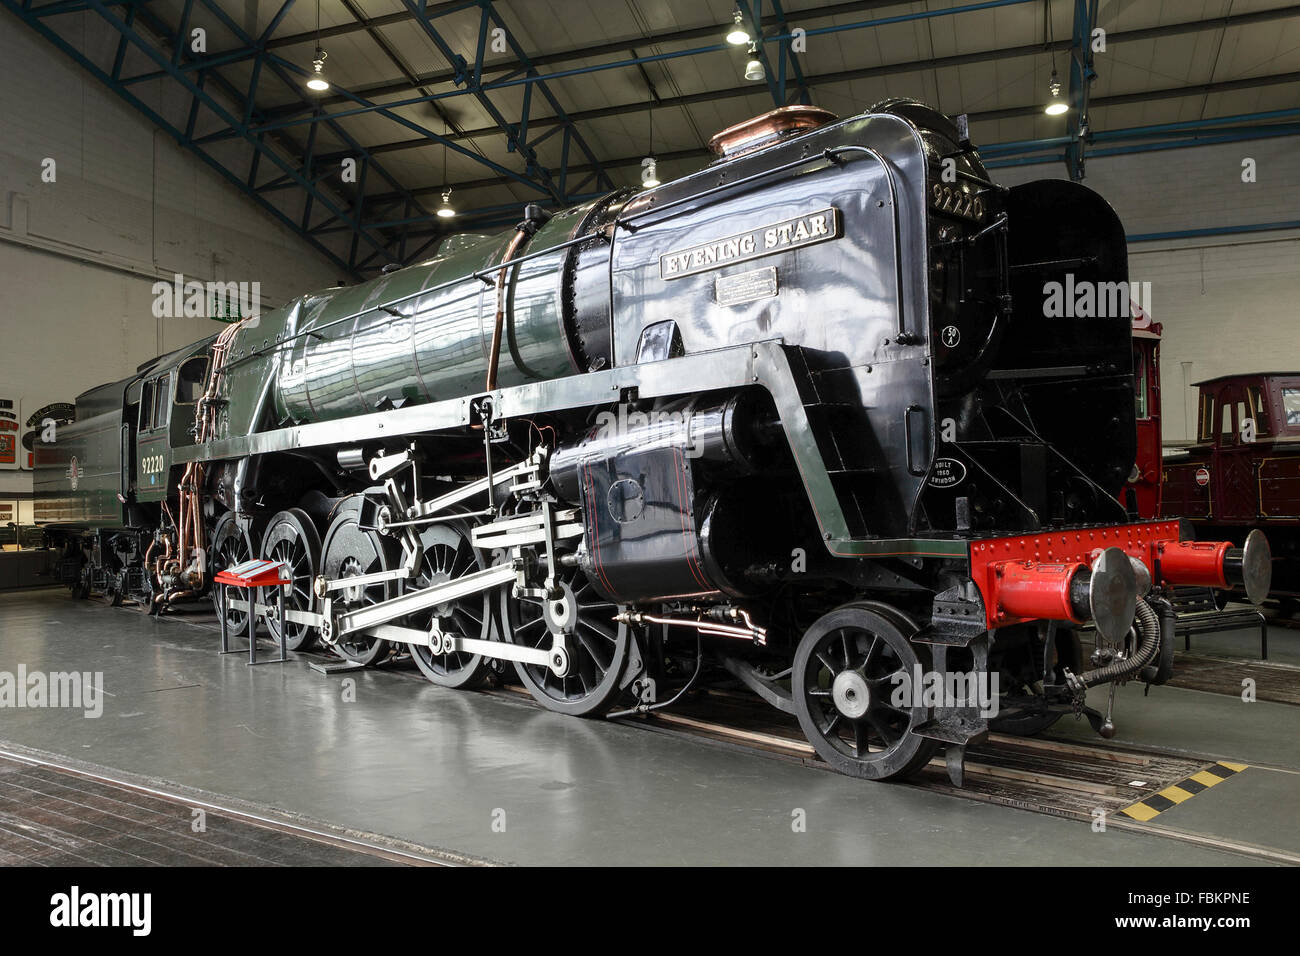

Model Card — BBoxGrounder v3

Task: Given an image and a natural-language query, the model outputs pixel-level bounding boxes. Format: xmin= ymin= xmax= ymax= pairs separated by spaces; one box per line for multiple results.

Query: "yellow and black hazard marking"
xmin=1119 ymin=761 xmax=1249 ymax=822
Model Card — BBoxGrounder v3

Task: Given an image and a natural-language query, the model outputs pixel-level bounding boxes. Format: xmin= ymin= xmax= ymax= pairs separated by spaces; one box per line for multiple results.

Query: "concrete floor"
xmin=1 ymin=588 xmax=1297 ymax=866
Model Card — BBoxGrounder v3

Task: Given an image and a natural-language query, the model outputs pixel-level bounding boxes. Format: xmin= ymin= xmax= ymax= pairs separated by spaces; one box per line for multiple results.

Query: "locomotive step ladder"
xmin=213 ymin=559 xmax=293 ymax=665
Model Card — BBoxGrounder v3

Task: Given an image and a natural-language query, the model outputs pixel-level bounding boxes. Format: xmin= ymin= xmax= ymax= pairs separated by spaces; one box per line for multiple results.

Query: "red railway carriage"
xmin=1163 ymin=372 xmax=1300 ymax=597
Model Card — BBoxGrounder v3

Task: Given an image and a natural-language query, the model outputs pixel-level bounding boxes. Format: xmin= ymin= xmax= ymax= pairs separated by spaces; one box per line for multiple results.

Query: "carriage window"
xmin=1133 ymin=349 xmax=1148 ymax=419
xmin=1284 ymin=389 xmax=1300 ymax=427
xmin=1220 ymin=401 xmax=1235 ymax=445
xmin=1198 ymin=394 xmax=1214 ymax=442
xmin=175 ymin=357 xmax=208 ymax=405
xmin=1247 ymin=386 xmax=1270 ymax=437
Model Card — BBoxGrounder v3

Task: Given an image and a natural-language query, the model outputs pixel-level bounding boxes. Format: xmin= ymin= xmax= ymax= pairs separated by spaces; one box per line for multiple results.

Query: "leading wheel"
xmin=792 ymin=602 xmax=938 ymax=781
xmin=407 ymin=519 xmax=493 ymax=688
xmin=258 ymin=508 xmax=321 ymax=651
xmin=502 ymin=564 xmax=630 ymax=717
xmin=321 ymin=496 xmax=400 ymax=666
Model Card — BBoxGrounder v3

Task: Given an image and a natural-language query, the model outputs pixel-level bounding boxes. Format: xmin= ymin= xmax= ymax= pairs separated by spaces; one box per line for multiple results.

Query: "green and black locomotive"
xmin=35 ymin=100 xmax=1271 ymax=782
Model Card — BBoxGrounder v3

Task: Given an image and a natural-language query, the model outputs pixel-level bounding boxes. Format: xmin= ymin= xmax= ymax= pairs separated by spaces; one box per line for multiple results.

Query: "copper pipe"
xmin=176 ymin=318 xmax=243 ymax=591
xmin=486 ymin=228 xmax=529 ymax=392
xmin=142 ymin=537 xmax=158 ymax=594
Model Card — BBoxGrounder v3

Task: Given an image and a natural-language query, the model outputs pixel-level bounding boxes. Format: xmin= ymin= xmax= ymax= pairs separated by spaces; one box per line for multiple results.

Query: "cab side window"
xmin=139 ymin=379 xmax=155 ymax=430
xmin=152 ymin=373 xmax=171 ymax=430
xmin=1247 ymin=385 xmax=1270 ymax=438
xmin=1220 ymin=400 xmax=1235 ymax=446
xmin=138 ymin=375 xmax=171 ymax=431
xmin=1197 ymin=393 xmax=1214 ymax=442
xmin=175 ymin=357 xmax=207 ymax=404
xmin=1284 ymin=388 xmax=1300 ymax=428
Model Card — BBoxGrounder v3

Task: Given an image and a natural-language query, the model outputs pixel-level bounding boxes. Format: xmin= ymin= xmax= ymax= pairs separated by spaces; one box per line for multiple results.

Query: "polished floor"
xmin=1 ymin=588 xmax=1297 ymax=866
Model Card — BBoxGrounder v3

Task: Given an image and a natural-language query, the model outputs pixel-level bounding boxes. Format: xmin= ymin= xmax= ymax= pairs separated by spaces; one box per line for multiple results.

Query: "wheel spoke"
xmin=575 ymin=629 xmax=611 ymax=672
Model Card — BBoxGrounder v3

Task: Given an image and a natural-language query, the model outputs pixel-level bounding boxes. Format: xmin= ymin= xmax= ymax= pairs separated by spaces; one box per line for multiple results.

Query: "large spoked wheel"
xmin=258 ymin=508 xmax=321 ymax=652
xmin=502 ymin=564 xmax=630 ymax=717
xmin=407 ymin=520 xmax=493 ymax=688
xmin=792 ymin=602 xmax=938 ymax=781
xmin=322 ymin=497 xmax=400 ymax=666
xmin=209 ymin=512 xmax=255 ymax=636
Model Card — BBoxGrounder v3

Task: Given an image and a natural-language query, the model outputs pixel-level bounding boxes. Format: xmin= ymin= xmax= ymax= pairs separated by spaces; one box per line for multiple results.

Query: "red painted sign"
xmin=1195 ymin=467 xmax=1210 ymax=487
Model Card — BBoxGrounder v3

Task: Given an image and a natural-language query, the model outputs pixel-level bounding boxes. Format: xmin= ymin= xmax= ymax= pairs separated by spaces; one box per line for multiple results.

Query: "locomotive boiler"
xmin=35 ymin=99 xmax=1273 ymax=783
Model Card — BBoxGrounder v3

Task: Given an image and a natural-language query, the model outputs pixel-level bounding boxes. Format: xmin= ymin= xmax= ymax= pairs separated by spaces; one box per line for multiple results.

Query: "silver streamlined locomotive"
xmin=36 ymin=100 xmax=1271 ymax=783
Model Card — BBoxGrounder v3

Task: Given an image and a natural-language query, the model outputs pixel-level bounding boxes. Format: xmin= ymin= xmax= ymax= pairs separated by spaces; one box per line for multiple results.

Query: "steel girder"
xmin=263 ymin=2 xmax=1300 ymax=168
xmin=5 ymin=0 xmax=431 ymax=278
xmin=10 ymin=0 xmax=1300 ymax=267
xmin=394 ymin=0 xmax=613 ymax=205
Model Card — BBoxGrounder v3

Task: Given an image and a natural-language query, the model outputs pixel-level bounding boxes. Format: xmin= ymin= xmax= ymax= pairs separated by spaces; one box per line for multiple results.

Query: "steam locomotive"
xmin=35 ymin=100 xmax=1272 ymax=783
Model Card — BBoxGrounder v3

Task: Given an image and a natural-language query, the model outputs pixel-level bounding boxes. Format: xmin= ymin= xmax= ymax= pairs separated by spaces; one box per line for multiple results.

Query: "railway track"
xmin=88 ymin=596 xmax=1300 ymax=865
xmin=598 ymin=690 xmax=1300 ymax=864
xmin=0 ymin=743 xmax=488 ymax=866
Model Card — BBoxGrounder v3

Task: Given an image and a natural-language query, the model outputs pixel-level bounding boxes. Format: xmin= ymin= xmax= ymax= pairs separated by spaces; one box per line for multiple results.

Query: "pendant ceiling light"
xmin=726 ymin=9 xmax=750 ymax=45
xmin=437 ymin=122 xmax=455 ymax=218
xmin=306 ymin=1 xmax=329 ymax=92
xmin=642 ymin=107 xmax=659 ymax=188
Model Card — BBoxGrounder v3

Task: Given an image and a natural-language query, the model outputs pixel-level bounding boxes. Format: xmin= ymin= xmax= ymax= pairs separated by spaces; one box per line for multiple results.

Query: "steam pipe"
xmin=486 ymin=227 xmax=530 ymax=392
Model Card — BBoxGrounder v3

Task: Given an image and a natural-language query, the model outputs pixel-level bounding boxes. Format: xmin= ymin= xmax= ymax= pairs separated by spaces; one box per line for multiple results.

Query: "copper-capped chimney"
xmin=707 ymin=105 xmax=838 ymax=159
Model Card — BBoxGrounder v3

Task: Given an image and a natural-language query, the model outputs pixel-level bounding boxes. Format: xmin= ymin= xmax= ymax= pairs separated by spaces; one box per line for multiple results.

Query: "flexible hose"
xmin=608 ymin=632 xmax=703 ymax=719
xmin=1072 ymin=597 xmax=1160 ymax=689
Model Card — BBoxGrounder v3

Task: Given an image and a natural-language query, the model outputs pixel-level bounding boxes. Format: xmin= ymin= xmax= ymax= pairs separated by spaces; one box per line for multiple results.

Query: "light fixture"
xmin=641 ymin=157 xmax=660 ymax=189
xmin=641 ymin=106 xmax=659 ymax=188
xmin=726 ymin=9 xmax=750 ymax=45
xmin=1045 ymin=69 xmax=1067 ymax=115
xmin=436 ymin=122 xmax=455 ymax=217
xmin=744 ymin=42 xmax=765 ymax=81
xmin=306 ymin=48 xmax=330 ymax=91
xmin=305 ymin=1 xmax=329 ymax=92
